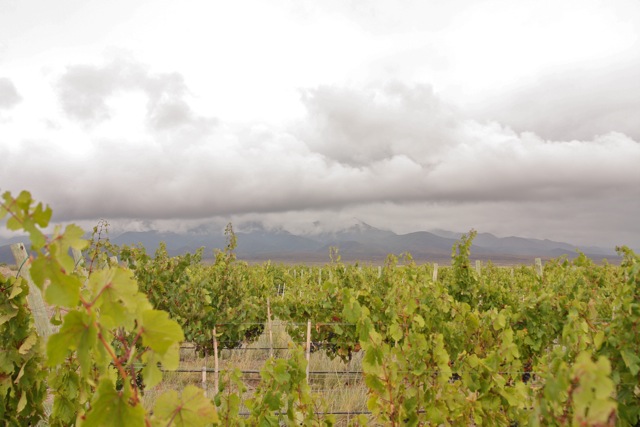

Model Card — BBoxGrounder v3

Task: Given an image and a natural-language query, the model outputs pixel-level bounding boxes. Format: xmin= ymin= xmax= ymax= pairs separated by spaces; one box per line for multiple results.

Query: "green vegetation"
xmin=0 ymin=269 xmax=47 ymax=425
xmin=1 ymin=189 xmax=639 ymax=426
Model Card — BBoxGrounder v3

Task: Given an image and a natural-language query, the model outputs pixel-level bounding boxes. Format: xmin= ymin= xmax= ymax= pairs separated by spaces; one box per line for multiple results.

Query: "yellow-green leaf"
xmin=83 ymin=379 xmax=145 ymax=427
xmin=18 ymin=333 xmax=38 ymax=355
xmin=17 ymin=391 xmax=27 ymax=413
xmin=621 ymin=349 xmax=640 ymax=376
xmin=47 ymin=310 xmax=96 ymax=376
xmin=152 ymin=385 xmax=218 ymax=427
xmin=141 ymin=310 xmax=184 ymax=355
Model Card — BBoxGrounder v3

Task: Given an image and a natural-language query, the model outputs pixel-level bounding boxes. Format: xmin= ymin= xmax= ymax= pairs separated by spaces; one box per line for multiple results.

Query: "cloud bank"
xmin=0 ymin=77 xmax=21 ymax=110
xmin=466 ymin=57 xmax=640 ymax=142
xmin=1 ymin=58 xmax=638 ymax=248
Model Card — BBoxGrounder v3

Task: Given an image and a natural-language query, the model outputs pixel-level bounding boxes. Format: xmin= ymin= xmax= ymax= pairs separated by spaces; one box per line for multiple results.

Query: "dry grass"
xmin=142 ymin=321 xmax=372 ymax=425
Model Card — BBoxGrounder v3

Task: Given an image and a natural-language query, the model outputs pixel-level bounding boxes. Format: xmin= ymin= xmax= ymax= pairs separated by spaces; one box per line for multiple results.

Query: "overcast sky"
xmin=1 ymin=0 xmax=639 ymax=249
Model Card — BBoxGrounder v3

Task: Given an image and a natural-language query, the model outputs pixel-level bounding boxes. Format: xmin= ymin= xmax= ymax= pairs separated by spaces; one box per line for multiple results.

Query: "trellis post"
xmin=213 ymin=327 xmax=219 ymax=394
xmin=305 ymin=320 xmax=312 ymax=384
xmin=535 ymin=258 xmax=543 ymax=278
xmin=267 ymin=297 xmax=274 ymax=358
xmin=11 ymin=243 xmax=52 ymax=340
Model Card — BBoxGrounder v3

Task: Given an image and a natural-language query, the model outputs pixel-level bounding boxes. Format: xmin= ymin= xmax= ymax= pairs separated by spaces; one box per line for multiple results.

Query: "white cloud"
xmin=0 ymin=77 xmax=21 ymax=109
xmin=2 ymin=68 xmax=638 ymax=247
xmin=296 ymin=83 xmax=457 ymax=166
xmin=463 ymin=55 xmax=640 ymax=141
xmin=55 ymin=58 xmax=215 ymax=133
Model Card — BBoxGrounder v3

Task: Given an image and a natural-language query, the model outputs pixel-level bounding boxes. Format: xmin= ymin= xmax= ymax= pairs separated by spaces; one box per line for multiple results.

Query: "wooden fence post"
xmin=213 ymin=327 xmax=219 ymax=394
xmin=535 ymin=258 xmax=543 ymax=278
xmin=201 ymin=366 xmax=207 ymax=392
xmin=305 ymin=320 xmax=311 ymax=384
xmin=267 ymin=297 xmax=274 ymax=358
xmin=11 ymin=243 xmax=53 ymax=340
xmin=432 ymin=263 xmax=438 ymax=282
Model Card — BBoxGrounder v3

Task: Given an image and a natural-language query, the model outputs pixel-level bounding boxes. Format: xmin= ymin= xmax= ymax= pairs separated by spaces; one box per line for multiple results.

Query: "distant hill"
xmin=0 ymin=221 xmax=622 ymax=265
xmin=111 ymin=220 xmax=620 ymax=265
xmin=0 ymin=236 xmax=29 ymax=266
xmin=0 ymin=244 xmax=16 ymax=266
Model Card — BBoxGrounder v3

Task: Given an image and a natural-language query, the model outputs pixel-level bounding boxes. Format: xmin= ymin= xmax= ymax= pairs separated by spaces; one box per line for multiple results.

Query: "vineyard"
xmin=1 ymin=190 xmax=640 ymax=426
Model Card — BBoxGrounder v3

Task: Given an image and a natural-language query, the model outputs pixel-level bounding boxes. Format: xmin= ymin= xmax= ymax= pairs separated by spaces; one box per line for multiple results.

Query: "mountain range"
xmin=0 ymin=220 xmax=621 ymax=266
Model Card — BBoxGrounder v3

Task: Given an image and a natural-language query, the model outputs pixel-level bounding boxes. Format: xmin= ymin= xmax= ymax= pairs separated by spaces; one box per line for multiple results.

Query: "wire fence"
xmin=142 ymin=319 xmax=556 ymax=422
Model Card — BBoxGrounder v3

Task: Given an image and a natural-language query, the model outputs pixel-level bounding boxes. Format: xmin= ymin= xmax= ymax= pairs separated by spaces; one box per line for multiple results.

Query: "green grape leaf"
xmin=161 ymin=342 xmax=181 ymax=371
xmin=32 ymin=202 xmax=52 ymax=227
xmin=363 ymin=345 xmax=383 ymax=368
xmin=413 ymin=314 xmax=425 ymax=328
xmin=389 ymin=323 xmax=403 ymax=342
xmin=141 ymin=310 xmax=185 ymax=355
xmin=30 ymin=257 xmax=81 ymax=307
xmin=583 ymin=399 xmax=617 ymax=424
xmin=342 ymin=298 xmax=362 ymax=323
xmin=621 ymin=349 xmax=640 ymax=376
xmin=6 ymin=215 xmax=22 ymax=231
xmin=9 ymin=278 xmax=25 ymax=299
xmin=0 ymin=308 xmax=18 ymax=326
xmin=46 ymin=310 xmax=96 ymax=376
xmin=152 ymin=385 xmax=218 ymax=427
xmin=141 ymin=361 xmax=163 ymax=390
xmin=16 ymin=391 xmax=27 ymax=413
xmin=60 ymin=224 xmax=87 ymax=250
xmin=493 ymin=312 xmax=506 ymax=331
xmin=14 ymin=190 xmax=31 ymax=207
xmin=45 ymin=271 xmax=82 ymax=308
xmin=18 ymin=333 xmax=38 ymax=355
xmin=141 ymin=351 xmax=167 ymax=389
xmin=52 ymin=395 xmax=77 ymax=425
xmin=594 ymin=330 xmax=605 ymax=350
xmin=83 ymin=378 xmax=145 ymax=427
xmin=88 ymin=268 xmax=139 ymax=329
xmin=433 ymin=335 xmax=452 ymax=386
xmin=28 ymin=258 xmax=48 ymax=290
xmin=273 ymin=362 xmax=290 ymax=384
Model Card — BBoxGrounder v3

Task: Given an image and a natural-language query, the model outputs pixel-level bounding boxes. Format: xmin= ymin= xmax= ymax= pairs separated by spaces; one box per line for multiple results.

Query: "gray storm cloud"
xmin=0 ymin=77 xmax=21 ymax=109
xmin=466 ymin=57 xmax=640 ymax=142
xmin=56 ymin=59 xmax=212 ymax=131
xmin=1 ymin=60 xmax=639 ymax=247
xmin=297 ymin=83 xmax=457 ymax=167
xmin=4 ymin=77 xmax=639 ymax=215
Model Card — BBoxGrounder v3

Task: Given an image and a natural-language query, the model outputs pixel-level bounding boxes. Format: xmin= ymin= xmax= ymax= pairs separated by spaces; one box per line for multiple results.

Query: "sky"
xmin=1 ymin=0 xmax=639 ymax=249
